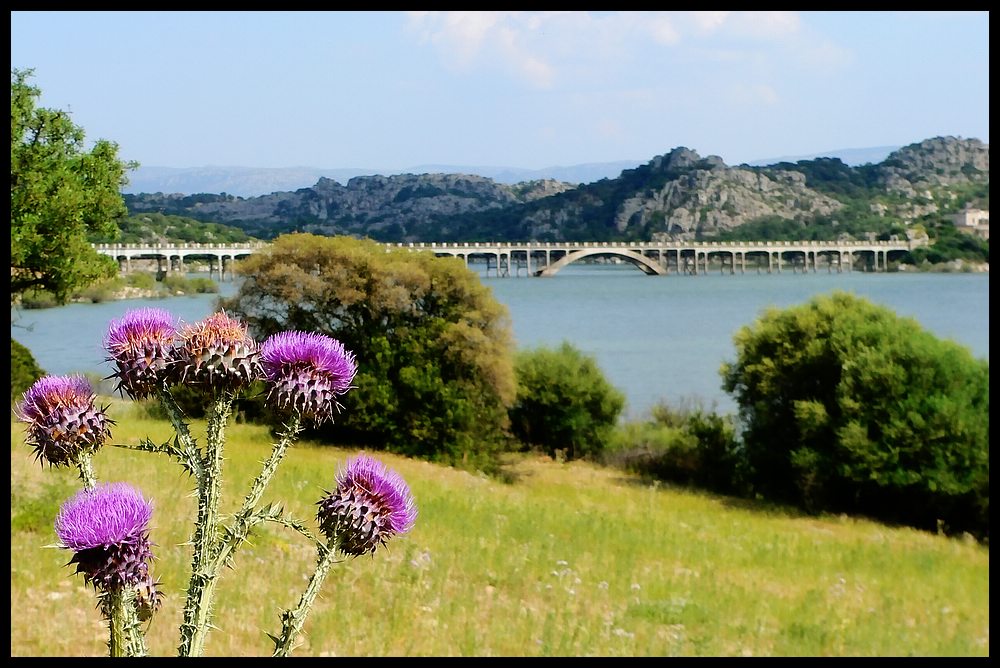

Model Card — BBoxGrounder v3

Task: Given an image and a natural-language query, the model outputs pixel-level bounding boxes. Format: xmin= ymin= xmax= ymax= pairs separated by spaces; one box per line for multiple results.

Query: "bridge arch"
xmin=536 ymin=248 xmax=667 ymax=276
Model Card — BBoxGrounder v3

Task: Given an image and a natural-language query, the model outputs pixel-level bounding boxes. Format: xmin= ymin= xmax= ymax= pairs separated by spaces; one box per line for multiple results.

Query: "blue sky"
xmin=10 ymin=11 xmax=989 ymax=170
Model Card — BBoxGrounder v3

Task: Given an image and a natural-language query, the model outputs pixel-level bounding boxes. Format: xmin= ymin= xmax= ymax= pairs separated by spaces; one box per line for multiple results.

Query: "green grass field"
xmin=10 ymin=403 xmax=989 ymax=657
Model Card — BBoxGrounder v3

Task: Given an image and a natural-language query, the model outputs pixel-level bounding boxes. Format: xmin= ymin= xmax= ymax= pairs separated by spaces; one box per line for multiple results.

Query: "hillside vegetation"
xmin=10 ymin=405 xmax=989 ymax=657
xmin=89 ymin=212 xmax=257 ymax=245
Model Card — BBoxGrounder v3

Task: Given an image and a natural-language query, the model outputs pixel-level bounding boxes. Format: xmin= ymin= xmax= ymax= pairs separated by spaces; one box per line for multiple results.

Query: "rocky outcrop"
xmin=612 ymin=154 xmax=842 ymax=239
xmin=877 ymin=136 xmax=989 ymax=196
xmin=124 ymin=136 xmax=988 ymax=242
xmin=127 ymin=172 xmax=577 ymax=239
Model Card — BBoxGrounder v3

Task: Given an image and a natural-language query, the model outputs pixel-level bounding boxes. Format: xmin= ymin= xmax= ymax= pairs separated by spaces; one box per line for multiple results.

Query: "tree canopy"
xmin=221 ymin=233 xmax=517 ymax=468
xmin=11 ymin=68 xmax=136 ymax=304
xmin=720 ymin=290 xmax=989 ymax=539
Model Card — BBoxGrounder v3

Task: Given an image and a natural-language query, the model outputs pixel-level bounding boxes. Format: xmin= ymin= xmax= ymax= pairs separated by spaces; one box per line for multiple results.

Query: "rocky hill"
xmin=877 ymin=136 xmax=989 ymax=193
xmin=122 ymin=161 xmax=646 ymax=197
xmin=124 ymin=136 xmax=988 ymax=242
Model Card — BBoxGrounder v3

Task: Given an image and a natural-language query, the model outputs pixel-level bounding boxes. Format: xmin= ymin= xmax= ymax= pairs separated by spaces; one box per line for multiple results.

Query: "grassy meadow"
xmin=10 ymin=401 xmax=989 ymax=657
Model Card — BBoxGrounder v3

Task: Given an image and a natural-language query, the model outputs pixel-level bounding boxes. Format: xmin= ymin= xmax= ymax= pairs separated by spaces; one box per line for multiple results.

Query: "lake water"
xmin=10 ymin=267 xmax=989 ymax=420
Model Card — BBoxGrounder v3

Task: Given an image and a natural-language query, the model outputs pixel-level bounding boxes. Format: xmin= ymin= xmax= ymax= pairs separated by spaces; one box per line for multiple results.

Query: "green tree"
xmin=720 ymin=290 xmax=989 ymax=539
xmin=221 ymin=233 xmax=517 ymax=468
xmin=509 ymin=342 xmax=625 ymax=461
xmin=11 ymin=68 xmax=136 ymax=304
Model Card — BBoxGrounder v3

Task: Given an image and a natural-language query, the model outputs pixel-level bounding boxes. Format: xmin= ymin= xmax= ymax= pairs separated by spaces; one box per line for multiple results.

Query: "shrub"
xmin=74 ymin=276 xmax=125 ymax=303
xmin=11 ymin=338 xmax=46 ymax=401
xmin=604 ymin=419 xmax=698 ymax=482
xmin=188 ymin=277 xmax=218 ymax=294
xmin=160 ymin=273 xmax=191 ymax=293
xmin=18 ymin=288 xmax=60 ymax=309
xmin=606 ymin=400 xmax=743 ymax=493
xmin=720 ymin=290 xmax=989 ymax=539
xmin=125 ymin=272 xmax=158 ymax=291
xmin=509 ymin=342 xmax=625 ymax=461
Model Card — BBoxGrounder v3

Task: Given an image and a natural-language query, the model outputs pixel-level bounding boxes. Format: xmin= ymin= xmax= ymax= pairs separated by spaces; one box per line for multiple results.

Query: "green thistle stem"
xmin=178 ymin=393 xmax=233 ymax=658
xmin=239 ymin=414 xmax=302 ymax=521
xmin=75 ymin=452 xmax=97 ymax=490
xmin=270 ymin=543 xmax=340 ymax=657
xmin=213 ymin=414 xmax=304 ymax=572
xmin=109 ymin=438 xmax=201 ymax=477
xmin=106 ymin=589 xmax=128 ymax=657
xmin=123 ymin=588 xmax=149 ymax=657
xmin=155 ymin=384 xmax=204 ymax=478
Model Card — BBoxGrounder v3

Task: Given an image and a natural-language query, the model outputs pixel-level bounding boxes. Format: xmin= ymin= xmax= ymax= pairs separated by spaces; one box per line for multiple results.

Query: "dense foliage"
xmin=10 ymin=69 xmax=135 ymax=304
xmin=508 ymin=342 xmax=625 ymax=461
xmin=904 ymin=216 xmax=990 ymax=266
xmin=220 ymin=233 xmax=517 ymax=469
xmin=10 ymin=338 xmax=46 ymax=401
xmin=720 ymin=291 xmax=989 ymax=539
xmin=90 ymin=212 xmax=255 ymax=245
xmin=604 ymin=399 xmax=744 ymax=493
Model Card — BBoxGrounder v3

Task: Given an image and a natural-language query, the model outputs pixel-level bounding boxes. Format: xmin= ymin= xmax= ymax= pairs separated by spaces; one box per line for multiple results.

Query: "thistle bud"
xmin=259 ymin=331 xmax=358 ymax=424
xmin=316 ymin=454 xmax=416 ymax=556
xmin=15 ymin=375 xmax=113 ymax=467
xmin=104 ymin=308 xmax=177 ymax=399
xmin=173 ymin=310 xmax=260 ymax=392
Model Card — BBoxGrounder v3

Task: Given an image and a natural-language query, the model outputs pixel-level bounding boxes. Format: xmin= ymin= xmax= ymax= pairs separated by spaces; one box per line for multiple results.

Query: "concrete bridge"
xmin=92 ymin=237 xmax=922 ymax=279
xmin=91 ymin=242 xmax=269 ymax=280
xmin=387 ymin=238 xmax=923 ymax=276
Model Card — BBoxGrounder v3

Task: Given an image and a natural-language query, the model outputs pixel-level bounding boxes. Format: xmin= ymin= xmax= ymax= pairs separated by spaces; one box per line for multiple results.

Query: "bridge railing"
xmin=388 ymin=239 xmax=916 ymax=250
xmin=92 ymin=242 xmax=269 ymax=251
xmin=95 ymin=237 xmax=921 ymax=255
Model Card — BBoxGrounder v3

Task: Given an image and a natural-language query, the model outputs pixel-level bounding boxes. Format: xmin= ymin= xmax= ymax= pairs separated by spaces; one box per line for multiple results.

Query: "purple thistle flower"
xmin=316 ymin=454 xmax=417 ymax=556
xmin=173 ymin=310 xmax=261 ymax=391
xmin=15 ymin=375 xmax=113 ymax=467
xmin=104 ymin=307 xmax=177 ymax=400
xmin=259 ymin=331 xmax=358 ymax=424
xmin=55 ymin=483 xmax=156 ymax=594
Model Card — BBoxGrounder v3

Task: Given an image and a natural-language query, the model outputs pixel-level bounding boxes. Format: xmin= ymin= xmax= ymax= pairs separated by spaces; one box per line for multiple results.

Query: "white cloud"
xmin=644 ymin=14 xmax=681 ymax=45
xmin=728 ymin=11 xmax=801 ymax=38
xmin=689 ymin=11 xmax=731 ymax=34
xmin=493 ymin=20 xmax=555 ymax=88
xmin=405 ymin=11 xmax=559 ymax=87
xmin=403 ymin=11 xmax=847 ymax=90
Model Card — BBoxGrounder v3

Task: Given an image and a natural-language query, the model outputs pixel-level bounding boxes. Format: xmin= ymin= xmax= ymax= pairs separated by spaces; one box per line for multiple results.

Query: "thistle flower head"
xmin=104 ymin=307 xmax=177 ymax=399
xmin=172 ymin=310 xmax=261 ymax=391
xmin=260 ymin=331 xmax=358 ymax=424
xmin=316 ymin=454 xmax=417 ymax=556
xmin=55 ymin=483 xmax=156 ymax=593
xmin=15 ymin=375 xmax=113 ymax=467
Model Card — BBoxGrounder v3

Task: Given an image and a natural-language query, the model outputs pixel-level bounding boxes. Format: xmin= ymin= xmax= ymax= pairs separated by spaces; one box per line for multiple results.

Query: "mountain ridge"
xmin=122 ymin=136 xmax=988 ymax=244
xmin=124 ymin=146 xmax=904 ymax=198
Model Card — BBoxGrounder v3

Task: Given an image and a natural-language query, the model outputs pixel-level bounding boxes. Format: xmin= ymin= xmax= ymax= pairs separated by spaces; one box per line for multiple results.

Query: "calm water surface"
xmin=11 ymin=267 xmax=989 ymax=419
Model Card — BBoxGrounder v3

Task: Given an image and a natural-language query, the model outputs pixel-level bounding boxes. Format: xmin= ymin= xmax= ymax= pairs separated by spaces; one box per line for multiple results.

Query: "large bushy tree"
xmin=221 ymin=233 xmax=517 ymax=467
xmin=720 ymin=290 xmax=989 ymax=539
xmin=11 ymin=68 xmax=135 ymax=304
